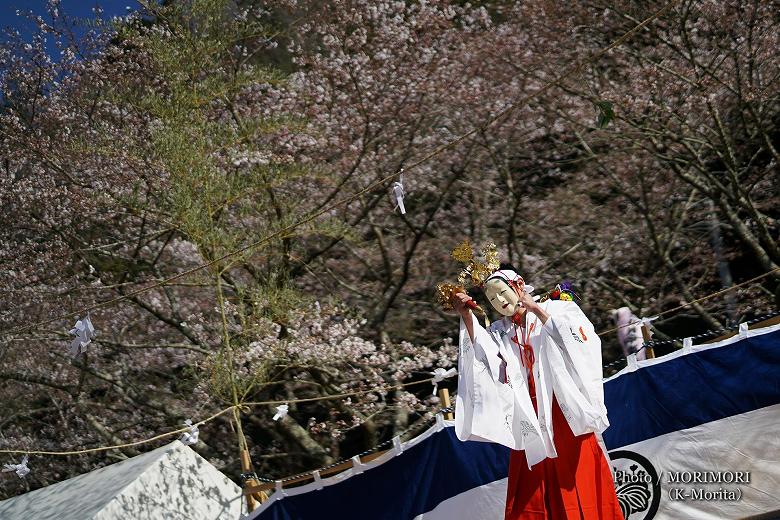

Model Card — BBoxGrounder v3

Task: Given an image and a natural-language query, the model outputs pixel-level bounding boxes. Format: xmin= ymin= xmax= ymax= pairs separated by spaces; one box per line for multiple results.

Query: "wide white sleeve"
xmin=540 ymin=300 xmax=609 ymax=434
xmin=454 ymin=312 xmax=518 ymax=448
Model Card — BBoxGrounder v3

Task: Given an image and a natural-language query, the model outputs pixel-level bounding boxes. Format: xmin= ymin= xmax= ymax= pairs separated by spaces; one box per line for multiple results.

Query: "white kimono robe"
xmin=454 ymin=299 xmax=609 ymax=469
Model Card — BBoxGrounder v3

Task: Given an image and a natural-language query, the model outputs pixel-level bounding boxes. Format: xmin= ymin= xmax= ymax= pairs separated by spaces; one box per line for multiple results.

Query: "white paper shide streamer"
xmin=180 ymin=419 xmax=199 ymax=446
xmin=68 ymin=314 xmax=96 ymax=357
xmin=430 ymin=367 xmax=457 ymax=396
xmin=3 ymin=455 xmax=30 ymax=478
xmin=273 ymin=404 xmax=289 ymax=421
xmin=391 ymin=171 xmax=406 ymax=215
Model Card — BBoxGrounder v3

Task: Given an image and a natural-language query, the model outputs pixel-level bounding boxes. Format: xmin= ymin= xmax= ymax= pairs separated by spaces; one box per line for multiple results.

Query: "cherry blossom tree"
xmin=0 ymin=0 xmax=777 ymax=499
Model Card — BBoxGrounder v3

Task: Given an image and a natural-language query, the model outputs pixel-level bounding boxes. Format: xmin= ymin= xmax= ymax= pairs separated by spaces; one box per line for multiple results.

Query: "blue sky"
xmin=0 ymin=1 xmax=140 ymax=47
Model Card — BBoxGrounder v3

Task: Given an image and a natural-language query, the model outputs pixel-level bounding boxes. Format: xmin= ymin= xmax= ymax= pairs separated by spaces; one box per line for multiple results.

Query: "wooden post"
xmin=438 ymin=388 xmax=454 ymax=420
xmin=240 ymin=448 xmax=260 ymax=512
xmin=641 ymin=324 xmax=655 ymax=359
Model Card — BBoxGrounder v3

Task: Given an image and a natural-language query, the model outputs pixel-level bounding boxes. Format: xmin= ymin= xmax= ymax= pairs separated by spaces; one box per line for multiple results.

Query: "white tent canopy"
xmin=0 ymin=441 xmax=244 ymax=520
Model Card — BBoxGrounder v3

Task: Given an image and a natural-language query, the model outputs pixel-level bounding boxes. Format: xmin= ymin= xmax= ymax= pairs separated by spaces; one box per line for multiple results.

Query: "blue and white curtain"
xmin=249 ymin=324 xmax=780 ymax=520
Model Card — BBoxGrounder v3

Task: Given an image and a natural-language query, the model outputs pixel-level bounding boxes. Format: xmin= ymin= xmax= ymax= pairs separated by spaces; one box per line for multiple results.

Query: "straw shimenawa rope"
xmin=5 ymin=264 xmax=776 ymax=457
xmin=3 ymin=279 xmax=777 ymax=457
xmin=597 ymin=267 xmax=780 ymax=336
xmin=0 ymin=377 xmax=438 ymax=456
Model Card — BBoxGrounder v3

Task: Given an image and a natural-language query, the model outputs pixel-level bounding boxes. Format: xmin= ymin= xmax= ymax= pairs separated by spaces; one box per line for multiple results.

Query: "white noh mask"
xmin=484 ymin=278 xmax=522 ymax=316
xmin=483 ymin=269 xmax=535 ymax=316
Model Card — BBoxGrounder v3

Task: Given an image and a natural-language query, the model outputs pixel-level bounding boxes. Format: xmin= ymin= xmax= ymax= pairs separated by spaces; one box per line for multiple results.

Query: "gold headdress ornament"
xmin=436 ymin=240 xmax=500 ymax=316
xmin=452 ymin=240 xmax=500 ymax=288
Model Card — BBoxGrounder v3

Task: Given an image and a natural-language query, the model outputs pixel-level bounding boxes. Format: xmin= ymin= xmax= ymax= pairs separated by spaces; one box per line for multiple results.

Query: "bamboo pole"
xmin=438 ymin=388 xmax=454 ymax=420
xmin=641 ymin=325 xmax=655 ymax=359
xmin=241 ymin=448 xmax=261 ymax=511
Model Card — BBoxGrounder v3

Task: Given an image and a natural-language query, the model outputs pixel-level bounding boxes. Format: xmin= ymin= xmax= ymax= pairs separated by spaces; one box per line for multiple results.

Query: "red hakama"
xmin=504 ymin=396 xmax=624 ymax=519
xmin=504 ymin=324 xmax=624 ymax=520
xmin=505 ymin=335 xmax=623 ymax=520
